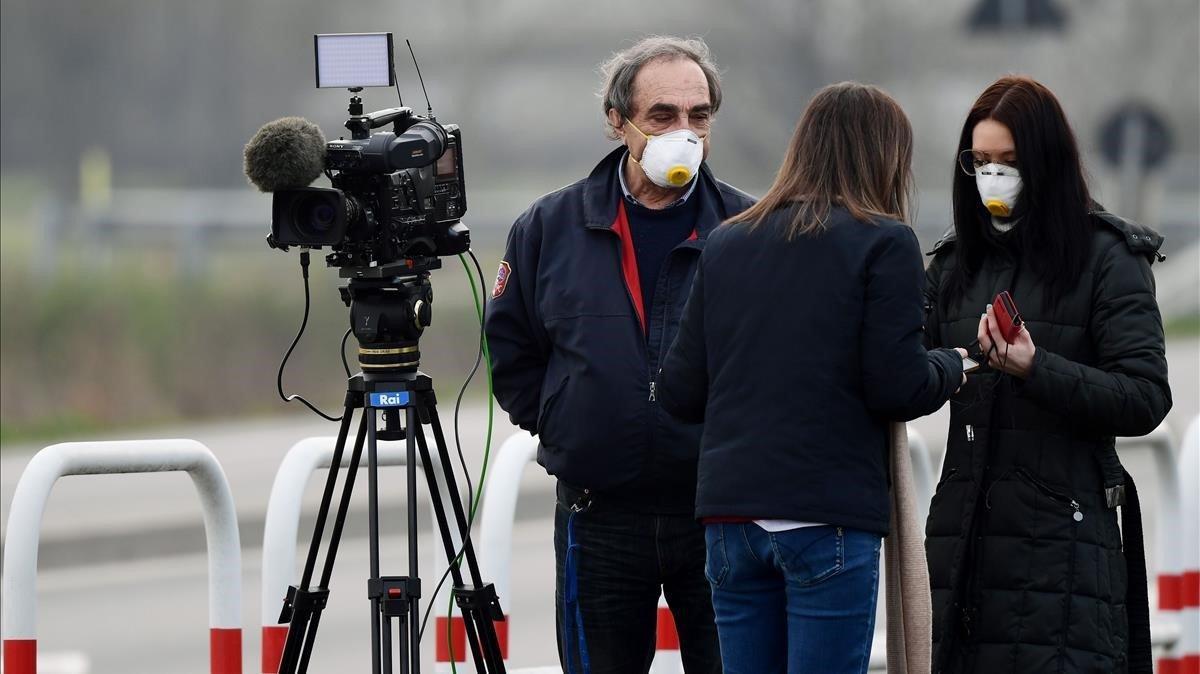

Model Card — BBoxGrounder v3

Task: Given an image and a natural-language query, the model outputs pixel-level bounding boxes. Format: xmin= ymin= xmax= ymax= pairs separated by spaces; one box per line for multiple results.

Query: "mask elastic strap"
xmin=624 ymin=119 xmax=652 ymax=141
xmin=624 ymin=120 xmax=652 ymax=170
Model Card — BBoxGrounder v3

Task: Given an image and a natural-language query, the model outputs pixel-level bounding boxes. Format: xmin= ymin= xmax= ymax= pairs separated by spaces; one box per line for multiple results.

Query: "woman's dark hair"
xmin=728 ymin=82 xmax=914 ymax=237
xmin=947 ymin=75 xmax=1094 ymax=303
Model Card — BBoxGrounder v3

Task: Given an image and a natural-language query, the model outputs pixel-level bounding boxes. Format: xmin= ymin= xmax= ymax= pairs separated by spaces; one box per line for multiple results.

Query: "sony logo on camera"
xmin=369 ymin=391 xmax=411 ymax=408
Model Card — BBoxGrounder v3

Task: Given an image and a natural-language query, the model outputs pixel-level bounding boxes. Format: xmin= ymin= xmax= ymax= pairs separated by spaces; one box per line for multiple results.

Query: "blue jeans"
xmin=554 ymin=485 xmax=721 ymax=674
xmin=704 ymin=523 xmax=882 ymax=674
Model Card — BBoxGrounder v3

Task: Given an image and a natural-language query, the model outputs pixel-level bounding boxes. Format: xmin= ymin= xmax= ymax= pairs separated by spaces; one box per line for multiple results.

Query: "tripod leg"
xmin=406 ymin=405 xmax=421 ymax=674
xmin=296 ymin=611 xmax=323 ymax=674
xmin=428 ymin=402 xmax=507 ymax=673
xmin=413 ymin=421 xmax=488 ymax=673
xmin=279 ymin=397 xmax=368 ymax=674
xmin=368 ymin=408 xmax=385 ymax=674
xmin=423 ymin=401 xmax=488 ymax=587
xmin=320 ymin=412 xmax=371 ymax=588
xmin=299 ymin=403 xmax=357 ymax=590
xmin=415 ymin=395 xmax=506 ymax=673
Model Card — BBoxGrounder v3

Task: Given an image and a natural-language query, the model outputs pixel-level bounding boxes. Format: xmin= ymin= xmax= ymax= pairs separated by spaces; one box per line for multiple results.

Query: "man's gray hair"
xmin=598 ymin=35 xmax=722 ymax=139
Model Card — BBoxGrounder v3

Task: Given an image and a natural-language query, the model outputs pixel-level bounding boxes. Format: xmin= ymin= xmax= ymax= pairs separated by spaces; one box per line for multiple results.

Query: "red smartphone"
xmin=992 ymin=291 xmax=1024 ymax=343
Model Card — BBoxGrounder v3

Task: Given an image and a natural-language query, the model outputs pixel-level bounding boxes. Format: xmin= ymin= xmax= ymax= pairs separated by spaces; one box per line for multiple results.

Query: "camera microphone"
xmin=243 ymin=117 xmax=327 ymax=192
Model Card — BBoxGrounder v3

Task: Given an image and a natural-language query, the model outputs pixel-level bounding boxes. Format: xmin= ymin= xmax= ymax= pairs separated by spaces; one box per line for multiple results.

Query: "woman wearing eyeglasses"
xmin=923 ymin=76 xmax=1172 ymax=673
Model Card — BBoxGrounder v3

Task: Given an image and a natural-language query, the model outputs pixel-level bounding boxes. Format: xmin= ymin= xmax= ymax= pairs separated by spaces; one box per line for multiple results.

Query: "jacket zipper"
xmin=1016 ymin=468 xmax=1084 ymax=522
xmin=647 ymin=242 xmax=701 ymax=402
xmin=600 ymin=228 xmax=650 ymax=362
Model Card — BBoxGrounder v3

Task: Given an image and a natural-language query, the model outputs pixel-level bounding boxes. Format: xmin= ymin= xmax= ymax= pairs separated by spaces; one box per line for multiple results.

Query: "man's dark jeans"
xmin=553 ymin=484 xmax=721 ymax=674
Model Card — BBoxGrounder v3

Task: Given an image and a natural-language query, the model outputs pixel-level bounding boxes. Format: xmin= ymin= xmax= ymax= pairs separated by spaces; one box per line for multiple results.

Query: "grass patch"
xmin=1 ymin=189 xmax=502 ymax=444
xmin=1164 ymin=313 xmax=1200 ymax=338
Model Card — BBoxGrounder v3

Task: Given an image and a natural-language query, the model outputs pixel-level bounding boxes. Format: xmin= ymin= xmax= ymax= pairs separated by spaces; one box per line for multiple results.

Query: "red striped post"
xmin=650 ymin=597 xmax=683 ymax=674
xmin=261 ymin=625 xmax=288 ymax=673
xmin=2 ymin=639 xmax=36 ymax=674
xmin=434 ymin=615 xmax=509 ymax=672
xmin=212 ymin=628 xmax=243 ymax=674
xmin=656 ymin=604 xmax=680 ymax=650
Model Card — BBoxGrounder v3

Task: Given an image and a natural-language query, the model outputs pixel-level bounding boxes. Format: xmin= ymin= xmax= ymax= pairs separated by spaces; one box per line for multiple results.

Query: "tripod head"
xmin=338 ymin=258 xmax=440 ymax=381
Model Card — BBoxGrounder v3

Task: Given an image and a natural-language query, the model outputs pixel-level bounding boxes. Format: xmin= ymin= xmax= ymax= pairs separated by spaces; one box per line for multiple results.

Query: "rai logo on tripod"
xmin=369 ymin=392 xmax=411 ymax=408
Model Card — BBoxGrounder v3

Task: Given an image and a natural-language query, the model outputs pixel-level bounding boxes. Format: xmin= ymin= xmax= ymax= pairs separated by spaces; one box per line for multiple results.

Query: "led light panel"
xmin=314 ymin=33 xmax=394 ymax=89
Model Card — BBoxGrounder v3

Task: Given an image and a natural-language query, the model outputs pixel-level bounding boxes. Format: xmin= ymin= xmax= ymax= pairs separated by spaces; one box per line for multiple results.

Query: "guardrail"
xmin=1 ymin=440 xmax=242 ymax=674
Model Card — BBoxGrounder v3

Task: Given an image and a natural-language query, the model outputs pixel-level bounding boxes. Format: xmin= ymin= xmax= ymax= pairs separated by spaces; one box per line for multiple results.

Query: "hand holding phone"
xmin=992 ymin=290 xmax=1024 ymax=343
xmin=979 ymin=292 xmax=1037 ymax=379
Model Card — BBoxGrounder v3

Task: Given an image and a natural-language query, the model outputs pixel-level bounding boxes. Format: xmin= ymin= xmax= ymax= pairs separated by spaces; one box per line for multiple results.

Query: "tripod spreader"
xmin=275 ymin=372 xmax=506 ymax=674
xmin=453 ymin=583 xmax=505 ymax=622
xmin=370 ymin=576 xmax=422 ymax=618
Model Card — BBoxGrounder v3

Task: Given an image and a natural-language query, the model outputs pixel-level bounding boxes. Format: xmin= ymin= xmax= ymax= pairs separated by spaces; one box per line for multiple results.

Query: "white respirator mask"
xmin=626 ymin=120 xmax=704 ymax=189
xmin=975 ymin=163 xmax=1022 ymax=217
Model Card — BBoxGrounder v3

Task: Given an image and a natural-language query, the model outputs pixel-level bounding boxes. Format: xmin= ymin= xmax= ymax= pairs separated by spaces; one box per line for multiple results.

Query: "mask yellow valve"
xmin=666 ymin=166 xmax=692 ymax=187
xmin=985 ymin=200 xmax=1011 ymax=217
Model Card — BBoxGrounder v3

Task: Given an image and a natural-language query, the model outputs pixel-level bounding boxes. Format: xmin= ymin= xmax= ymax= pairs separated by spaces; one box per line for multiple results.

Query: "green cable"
xmin=448 ymin=253 xmax=495 ymax=672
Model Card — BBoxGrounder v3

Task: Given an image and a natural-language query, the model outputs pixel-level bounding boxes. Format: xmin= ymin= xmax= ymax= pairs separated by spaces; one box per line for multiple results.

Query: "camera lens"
xmin=296 ymin=194 xmax=337 ymax=235
xmin=271 ymin=187 xmax=348 ymax=247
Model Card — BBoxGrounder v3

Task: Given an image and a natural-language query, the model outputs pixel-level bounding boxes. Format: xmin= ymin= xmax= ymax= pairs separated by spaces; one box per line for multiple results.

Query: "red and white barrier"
xmin=1171 ymin=416 xmax=1199 ymax=674
xmin=1 ymin=440 xmax=243 ymax=674
xmin=1112 ymin=423 xmax=1185 ymax=668
xmin=474 ymin=432 xmax=539 ymax=671
xmin=648 ymin=595 xmax=682 ymax=674
xmin=259 ymin=433 xmax=469 ymax=673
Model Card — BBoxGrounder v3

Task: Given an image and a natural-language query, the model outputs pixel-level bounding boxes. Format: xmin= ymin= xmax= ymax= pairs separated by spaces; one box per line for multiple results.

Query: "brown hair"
xmin=729 ymin=82 xmax=914 ymax=238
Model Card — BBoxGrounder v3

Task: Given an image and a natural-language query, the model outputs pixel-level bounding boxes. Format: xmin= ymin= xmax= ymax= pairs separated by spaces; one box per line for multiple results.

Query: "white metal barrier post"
xmin=1113 ymin=423 xmax=1185 ymax=667
xmin=1 ymin=440 xmax=243 ymax=674
xmin=259 ymin=433 xmax=471 ymax=674
xmin=476 ymin=432 xmax=539 ymax=670
xmin=1171 ymin=416 xmax=1199 ymax=674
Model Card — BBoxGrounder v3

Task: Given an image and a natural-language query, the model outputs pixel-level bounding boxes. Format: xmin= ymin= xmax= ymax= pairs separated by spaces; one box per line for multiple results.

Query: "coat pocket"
xmin=1014 ymin=468 xmax=1084 ymax=524
xmin=536 ymin=374 xmax=570 ymax=438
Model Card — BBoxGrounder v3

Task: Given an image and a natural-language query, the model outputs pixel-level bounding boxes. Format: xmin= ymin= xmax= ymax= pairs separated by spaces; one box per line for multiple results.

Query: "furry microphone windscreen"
xmin=243 ymin=116 xmax=328 ymax=192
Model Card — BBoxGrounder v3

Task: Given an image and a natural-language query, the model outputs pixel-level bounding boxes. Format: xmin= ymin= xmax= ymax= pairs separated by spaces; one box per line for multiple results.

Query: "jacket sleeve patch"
xmin=492 ymin=261 xmax=512 ymax=298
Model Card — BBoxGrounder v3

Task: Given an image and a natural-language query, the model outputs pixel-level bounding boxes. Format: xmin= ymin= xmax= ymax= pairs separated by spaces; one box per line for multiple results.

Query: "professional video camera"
xmin=245 ymin=33 xmax=469 ymax=273
xmin=241 ymin=33 xmax=505 ymax=674
xmin=268 ymin=104 xmax=469 ymax=268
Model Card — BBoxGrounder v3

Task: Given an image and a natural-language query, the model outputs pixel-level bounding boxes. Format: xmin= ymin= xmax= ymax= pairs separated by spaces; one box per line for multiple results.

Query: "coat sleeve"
xmin=659 ymin=257 xmax=709 ymax=423
xmin=1019 ymin=242 xmax=1172 ymax=437
xmin=861 ymin=227 xmax=963 ymax=421
xmin=483 ymin=210 xmax=551 ymax=433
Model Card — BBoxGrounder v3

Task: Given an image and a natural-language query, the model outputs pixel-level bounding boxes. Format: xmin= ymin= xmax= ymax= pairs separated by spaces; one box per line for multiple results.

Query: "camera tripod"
xmin=276 ymin=262 xmax=506 ymax=674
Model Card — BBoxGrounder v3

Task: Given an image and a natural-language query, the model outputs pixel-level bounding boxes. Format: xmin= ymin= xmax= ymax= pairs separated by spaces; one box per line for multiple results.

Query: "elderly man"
xmin=484 ymin=36 xmax=753 ymax=673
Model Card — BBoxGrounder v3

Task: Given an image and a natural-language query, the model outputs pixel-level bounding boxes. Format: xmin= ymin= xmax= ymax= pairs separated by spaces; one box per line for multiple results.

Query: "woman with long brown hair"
xmin=923 ymin=75 xmax=1171 ymax=674
xmin=659 ymin=82 xmax=967 ymax=673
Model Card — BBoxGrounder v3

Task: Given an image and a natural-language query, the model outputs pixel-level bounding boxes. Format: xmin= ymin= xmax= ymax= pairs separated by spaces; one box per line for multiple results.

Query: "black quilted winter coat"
xmin=922 ymin=211 xmax=1171 ymax=674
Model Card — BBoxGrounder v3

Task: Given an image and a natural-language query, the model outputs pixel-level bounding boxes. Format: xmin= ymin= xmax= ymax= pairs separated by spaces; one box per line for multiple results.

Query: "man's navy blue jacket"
xmin=658 ymin=206 xmax=963 ymax=533
xmin=484 ymin=147 xmax=754 ymax=512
